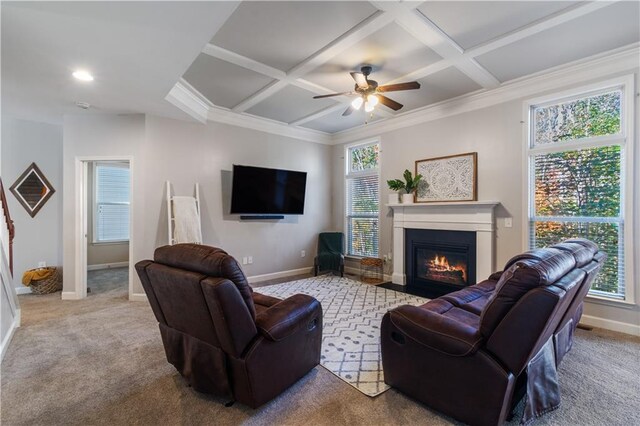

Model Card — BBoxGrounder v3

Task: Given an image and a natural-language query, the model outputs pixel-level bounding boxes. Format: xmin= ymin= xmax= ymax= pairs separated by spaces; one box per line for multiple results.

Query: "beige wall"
xmin=86 ymin=162 xmax=129 ymax=267
xmin=1 ymin=117 xmax=63 ymax=290
xmin=332 ymin=71 xmax=640 ymax=333
xmin=63 ymin=114 xmax=332 ymax=296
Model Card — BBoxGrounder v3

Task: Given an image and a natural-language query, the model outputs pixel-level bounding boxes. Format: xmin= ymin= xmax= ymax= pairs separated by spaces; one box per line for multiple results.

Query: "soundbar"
xmin=240 ymin=215 xmax=285 ymax=220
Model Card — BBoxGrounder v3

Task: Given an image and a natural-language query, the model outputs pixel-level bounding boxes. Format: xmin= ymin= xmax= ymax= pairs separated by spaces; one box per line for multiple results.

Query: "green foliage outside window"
xmin=532 ymin=90 xmax=624 ymax=297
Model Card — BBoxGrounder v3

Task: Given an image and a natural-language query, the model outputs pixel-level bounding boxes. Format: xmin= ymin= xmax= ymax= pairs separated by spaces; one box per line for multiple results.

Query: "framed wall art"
xmin=9 ymin=162 xmax=56 ymax=217
xmin=415 ymin=152 xmax=477 ymax=203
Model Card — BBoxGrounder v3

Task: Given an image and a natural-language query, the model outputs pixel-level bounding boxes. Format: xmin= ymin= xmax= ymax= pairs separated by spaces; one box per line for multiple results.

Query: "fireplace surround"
xmin=388 ymin=201 xmax=499 ymax=289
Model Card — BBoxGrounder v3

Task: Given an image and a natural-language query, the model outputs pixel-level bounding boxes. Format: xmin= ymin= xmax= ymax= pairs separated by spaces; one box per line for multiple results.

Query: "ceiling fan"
xmin=313 ymin=66 xmax=420 ymax=116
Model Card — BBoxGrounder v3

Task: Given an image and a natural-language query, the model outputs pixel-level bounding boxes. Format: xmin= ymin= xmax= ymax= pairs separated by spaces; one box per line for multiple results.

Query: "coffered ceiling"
xmin=2 ymin=1 xmax=638 ymax=141
xmin=178 ymin=0 xmax=640 ymax=137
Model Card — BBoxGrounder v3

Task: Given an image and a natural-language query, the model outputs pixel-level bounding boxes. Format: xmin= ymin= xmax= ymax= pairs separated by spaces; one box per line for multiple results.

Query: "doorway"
xmin=74 ymin=156 xmax=134 ymax=300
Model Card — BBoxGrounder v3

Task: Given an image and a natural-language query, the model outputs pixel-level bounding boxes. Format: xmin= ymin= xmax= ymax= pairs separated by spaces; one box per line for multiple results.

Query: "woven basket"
xmin=28 ymin=267 xmax=62 ymax=295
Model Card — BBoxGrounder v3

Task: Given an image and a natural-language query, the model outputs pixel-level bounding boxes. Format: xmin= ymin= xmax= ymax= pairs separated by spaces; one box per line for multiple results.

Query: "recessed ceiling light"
xmin=72 ymin=70 xmax=94 ymax=82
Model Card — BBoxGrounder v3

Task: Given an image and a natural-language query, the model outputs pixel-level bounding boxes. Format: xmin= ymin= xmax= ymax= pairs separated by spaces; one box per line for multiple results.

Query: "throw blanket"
xmin=22 ymin=268 xmax=54 ymax=286
xmin=317 ymin=232 xmax=343 ymax=272
xmin=172 ymin=196 xmax=202 ymax=244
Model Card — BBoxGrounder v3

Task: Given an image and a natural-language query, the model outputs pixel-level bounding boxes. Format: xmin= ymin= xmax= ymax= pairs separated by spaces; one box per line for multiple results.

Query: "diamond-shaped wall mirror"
xmin=10 ymin=162 xmax=55 ymax=218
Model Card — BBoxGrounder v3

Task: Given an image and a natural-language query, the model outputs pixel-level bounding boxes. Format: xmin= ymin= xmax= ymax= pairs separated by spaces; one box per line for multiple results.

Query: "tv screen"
xmin=230 ymin=165 xmax=307 ymax=215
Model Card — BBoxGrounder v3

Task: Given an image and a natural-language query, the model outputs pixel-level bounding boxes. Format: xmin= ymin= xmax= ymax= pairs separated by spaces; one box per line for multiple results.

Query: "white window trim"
xmin=344 ymin=138 xmax=381 ymax=259
xmin=522 ymin=74 xmax=636 ymax=306
xmin=92 ymin=161 xmax=130 ymax=245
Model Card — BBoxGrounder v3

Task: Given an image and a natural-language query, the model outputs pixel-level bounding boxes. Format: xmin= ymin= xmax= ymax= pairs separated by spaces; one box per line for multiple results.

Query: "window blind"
xmin=528 ymin=89 xmax=626 ymax=299
xmin=95 ymin=164 xmax=130 ymax=242
xmin=346 ymin=174 xmax=379 ymax=257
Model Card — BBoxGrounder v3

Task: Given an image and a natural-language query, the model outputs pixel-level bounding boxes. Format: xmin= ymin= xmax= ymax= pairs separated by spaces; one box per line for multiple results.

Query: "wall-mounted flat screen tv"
xmin=230 ymin=165 xmax=307 ymax=215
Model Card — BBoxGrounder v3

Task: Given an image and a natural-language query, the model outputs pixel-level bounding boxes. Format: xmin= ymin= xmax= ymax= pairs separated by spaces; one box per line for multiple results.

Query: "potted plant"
xmin=387 ymin=169 xmax=423 ymax=204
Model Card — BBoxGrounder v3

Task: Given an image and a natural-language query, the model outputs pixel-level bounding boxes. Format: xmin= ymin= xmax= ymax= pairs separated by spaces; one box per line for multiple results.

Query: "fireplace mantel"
xmin=387 ymin=201 xmax=500 ymax=285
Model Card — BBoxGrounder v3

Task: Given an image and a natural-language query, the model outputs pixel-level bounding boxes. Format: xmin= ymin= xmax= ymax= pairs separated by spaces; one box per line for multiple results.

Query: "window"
xmin=526 ymin=80 xmax=632 ymax=300
xmin=345 ymin=141 xmax=379 ymax=257
xmin=94 ymin=163 xmax=130 ymax=243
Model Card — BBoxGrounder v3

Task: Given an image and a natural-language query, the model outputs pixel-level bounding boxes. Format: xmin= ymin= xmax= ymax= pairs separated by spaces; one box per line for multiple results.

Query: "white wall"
xmin=332 ymin=70 xmax=640 ymax=335
xmin=63 ymin=114 xmax=332 ymax=297
xmin=86 ymin=162 xmax=129 ymax=267
xmin=1 ymin=117 xmax=63 ymax=291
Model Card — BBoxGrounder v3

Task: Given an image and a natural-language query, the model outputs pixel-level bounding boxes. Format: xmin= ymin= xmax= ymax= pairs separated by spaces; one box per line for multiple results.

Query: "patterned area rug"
xmin=257 ymin=275 xmax=428 ymax=396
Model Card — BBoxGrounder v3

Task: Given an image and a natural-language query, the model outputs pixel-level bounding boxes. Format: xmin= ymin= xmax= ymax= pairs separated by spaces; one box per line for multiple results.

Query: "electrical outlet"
xmin=383 ymin=255 xmax=388 ymax=262
xmin=38 ymin=261 xmax=46 ymax=268
xmin=505 ymin=217 xmax=513 ymax=228
xmin=242 ymin=257 xmax=248 ymax=265
xmin=301 ymin=250 xmax=306 ymax=258
xmin=248 ymin=256 xmax=253 ymax=264
xmin=388 ymin=252 xmax=393 ymax=261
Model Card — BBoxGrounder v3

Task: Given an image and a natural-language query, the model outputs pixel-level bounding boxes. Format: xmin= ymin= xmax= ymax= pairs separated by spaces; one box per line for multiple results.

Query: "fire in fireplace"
xmin=422 ymin=251 xmax=467 ymax=286
xmin=405 ymin=229 xmax=476 ymax=298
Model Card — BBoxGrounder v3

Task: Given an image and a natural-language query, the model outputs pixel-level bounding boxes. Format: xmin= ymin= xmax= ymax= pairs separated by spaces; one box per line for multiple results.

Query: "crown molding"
xmin=331 ymin=44 xmax=640 ymax=145
xmin=207 ymin=105 xmax=332 ymax=145
xmin=165 ymin=79 xmax=332 ymax=144
xmin=165 ymin=80 xmax=210 ymax=124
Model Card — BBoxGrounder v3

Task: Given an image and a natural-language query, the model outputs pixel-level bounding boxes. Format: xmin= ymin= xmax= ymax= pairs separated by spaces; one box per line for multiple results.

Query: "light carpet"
xmin=257 ymin=275 xmax=428 ymax=396
xmin=2 ymin=269 xmax=640 ymax=425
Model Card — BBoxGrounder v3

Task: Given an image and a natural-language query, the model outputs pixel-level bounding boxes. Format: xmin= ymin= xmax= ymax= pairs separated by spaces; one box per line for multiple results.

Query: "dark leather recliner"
xmin=135 ymin=244 xmax=323 ymax=408
xmin=381 ymin=239 xmax=605 ymax=426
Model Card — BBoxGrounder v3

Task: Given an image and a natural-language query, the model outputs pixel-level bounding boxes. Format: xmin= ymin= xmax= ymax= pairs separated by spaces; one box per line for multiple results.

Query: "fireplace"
xmin=405 ymin=229 xmax=476 ymax=298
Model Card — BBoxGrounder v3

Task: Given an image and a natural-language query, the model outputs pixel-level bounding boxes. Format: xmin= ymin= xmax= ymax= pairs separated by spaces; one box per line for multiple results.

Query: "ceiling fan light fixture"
xmin=364 ymin=101 xmax=375 ymax=113
xmin=367 ymin=94 xmax=379 ymax=107
xmin=72 ymin=69 xmax=94 ymax=82
xmin=351 ymin=97 xmax=364 ymax=110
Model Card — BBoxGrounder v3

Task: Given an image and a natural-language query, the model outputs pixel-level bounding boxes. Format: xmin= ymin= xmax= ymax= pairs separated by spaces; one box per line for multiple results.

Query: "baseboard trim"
xmin=130 ymin=293 xmax=148 ymax=302
xmin=15 ymin=286 xmax=32 ymax=295
xmin=87 ymin=261 xmax=129 ymax=271
xmin=0 ymin=313 xmax=19 ymax=362
xmin=61 ymin=291 xmax=82 ymax=300
xmin=580 ymin=314 xmax=640 ymax=336
xmin=248 ymin=267 xmax=313 ymax=284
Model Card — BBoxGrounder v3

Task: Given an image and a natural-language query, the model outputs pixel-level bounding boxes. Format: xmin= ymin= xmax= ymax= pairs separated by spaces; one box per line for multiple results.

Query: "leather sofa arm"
xmin=255 ymin=294 xmax=321 ymax=342
xmin=388 ymin=305 xmax=483 ymax=356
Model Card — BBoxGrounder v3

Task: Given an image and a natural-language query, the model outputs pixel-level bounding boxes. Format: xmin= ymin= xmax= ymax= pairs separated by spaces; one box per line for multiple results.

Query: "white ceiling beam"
xmin=225 ymin=10 xmax=397 ymax=114
xmin=289 ymin=104 xmax=346 ymax=126
xmin=231 ymin=80 xmax=288 ymax=112
xmin=464 ymin=1 xmax=618 ymax=59
xmin=285 ymin=11 xmax=395 ymax=78
xmin=372 ymin=1 xmax=500 ymax=88
xmin=201 ymin=43 xmax=286 ymax=80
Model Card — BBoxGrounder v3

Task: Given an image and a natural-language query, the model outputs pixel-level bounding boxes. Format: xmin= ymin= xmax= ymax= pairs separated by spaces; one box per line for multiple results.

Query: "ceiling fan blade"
xmin=377 ymin=95 xmax=403 ymax=111
xmin=350 ymin=72 xmax=369 ymax=89
xmin=313 ymin=92 xmax=354 ymax=99
xmin=342 ymin=105 xmax=355 ymax=116
xmin=377 ymin=82 xmax=421 ymax=93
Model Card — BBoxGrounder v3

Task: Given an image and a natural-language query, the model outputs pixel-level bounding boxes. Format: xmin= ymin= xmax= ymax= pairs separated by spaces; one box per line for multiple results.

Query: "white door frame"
xmin=74 ymin=156 xmax=134 ymax=300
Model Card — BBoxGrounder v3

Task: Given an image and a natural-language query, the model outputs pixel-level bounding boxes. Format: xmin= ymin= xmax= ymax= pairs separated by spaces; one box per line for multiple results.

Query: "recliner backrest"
xmin=479 ymin=247 xmax=576 ymax=337
xmin=479 ymin=242 xmax=601 ymax=374
xmin=154 ymin=243 xmax=257 ymax=319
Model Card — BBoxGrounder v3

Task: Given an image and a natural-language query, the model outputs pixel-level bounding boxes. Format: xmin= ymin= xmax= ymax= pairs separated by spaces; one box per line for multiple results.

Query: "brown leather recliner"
xmin=135 ymin=244 xmax=323 ymax=408
xmin=381 ymin=239 xmax=605 ymax=426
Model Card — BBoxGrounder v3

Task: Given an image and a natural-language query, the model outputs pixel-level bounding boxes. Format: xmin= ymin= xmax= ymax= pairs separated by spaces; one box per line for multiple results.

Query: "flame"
xmin=427 ymin=254 xmax=467 ymax=283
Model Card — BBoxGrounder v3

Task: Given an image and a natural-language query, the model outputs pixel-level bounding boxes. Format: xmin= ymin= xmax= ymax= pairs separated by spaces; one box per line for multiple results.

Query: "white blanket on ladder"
xmin=172 ymin=196 xmax=202 ymax=244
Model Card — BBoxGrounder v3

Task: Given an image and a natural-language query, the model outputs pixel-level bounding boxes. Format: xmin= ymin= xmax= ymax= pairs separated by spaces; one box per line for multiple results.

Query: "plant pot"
xmin=402 ymin=193 xmax=414 ymax=204
xmin=388 ymin=193 xmax=400 ymax=204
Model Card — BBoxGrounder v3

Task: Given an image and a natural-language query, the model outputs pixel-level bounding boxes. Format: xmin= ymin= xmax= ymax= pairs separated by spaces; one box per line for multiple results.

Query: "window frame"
xmin=522 ymin=75 xmax=636 ymax=306
xmin=92 ymin=161 xmax=131 ymax=245
xmin=344 ymin=139 xmax=381 ymax=259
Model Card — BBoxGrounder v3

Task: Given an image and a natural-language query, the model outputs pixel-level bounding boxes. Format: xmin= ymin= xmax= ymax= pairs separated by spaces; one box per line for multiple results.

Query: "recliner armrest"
xmin=255 ymin=294 xmax=321 ymax=342
xmin=389 ymin=305 xmax=483 ymax=356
